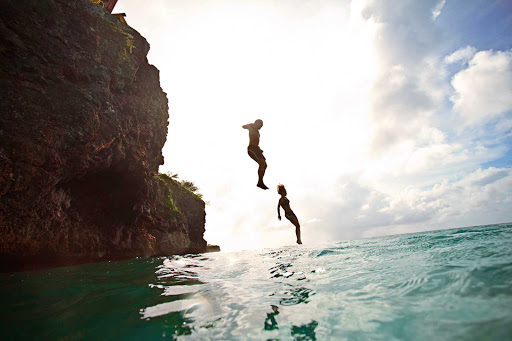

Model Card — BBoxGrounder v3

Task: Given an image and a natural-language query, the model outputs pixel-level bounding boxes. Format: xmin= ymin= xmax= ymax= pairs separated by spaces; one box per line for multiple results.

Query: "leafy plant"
xmin=157 ymin=175 xmax=180 ymax=219
xmin=159 ymin=172 xmax=203 ymax=200
xmin=180 ymin=180 xmax=199 ymax=193
xmin=164 ymin=172 xmax=179 ymax=180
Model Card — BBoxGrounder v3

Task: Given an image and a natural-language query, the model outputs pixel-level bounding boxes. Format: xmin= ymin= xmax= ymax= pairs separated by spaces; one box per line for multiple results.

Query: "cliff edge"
xmin=0 ymin=0 xmax=207 ymax=270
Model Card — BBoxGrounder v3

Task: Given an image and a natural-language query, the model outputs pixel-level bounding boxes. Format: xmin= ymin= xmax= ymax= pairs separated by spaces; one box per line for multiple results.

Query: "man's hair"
xmin=277 ymin=184 xmax=286 ymax=195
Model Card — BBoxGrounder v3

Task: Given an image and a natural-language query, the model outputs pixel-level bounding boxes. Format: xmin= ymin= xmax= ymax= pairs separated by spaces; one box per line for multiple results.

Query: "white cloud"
xmin=362 ymin=0 xmax=450 ymax=153
xmin=362 ymin=0 xmax=445 ymax=67
xmin=444 ymin=46 xmax=477 ymax=65
xmin=450 ymin=50 xmax=512 ymax=125
xmin=496 ymin=118 xmax=512 ymax=136
xmin=309 ymin=167 xmax=512 ymax=241
xmin=432 ymin=0 xmax=446 ymax=20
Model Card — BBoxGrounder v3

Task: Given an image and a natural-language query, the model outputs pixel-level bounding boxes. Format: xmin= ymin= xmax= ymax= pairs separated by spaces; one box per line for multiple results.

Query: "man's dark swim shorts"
xmin=248 ymin=145 xmax=265 ymax=161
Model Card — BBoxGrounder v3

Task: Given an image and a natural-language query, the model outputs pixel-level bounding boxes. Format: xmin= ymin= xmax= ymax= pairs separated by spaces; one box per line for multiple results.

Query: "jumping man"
xmin=242 ymin=119 xmax=268 ymax=190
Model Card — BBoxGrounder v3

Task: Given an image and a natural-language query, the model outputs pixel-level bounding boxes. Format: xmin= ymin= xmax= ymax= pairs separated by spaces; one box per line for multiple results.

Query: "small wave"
xmin=161 ymin=285 xmax=203 ymax=296
xmin=140 ymin=298 xmax=201 ymax=319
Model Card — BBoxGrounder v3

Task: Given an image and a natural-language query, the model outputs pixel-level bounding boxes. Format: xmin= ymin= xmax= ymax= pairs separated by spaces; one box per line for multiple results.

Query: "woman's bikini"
xmin=281 ymin=197 xmax=296 ymax=219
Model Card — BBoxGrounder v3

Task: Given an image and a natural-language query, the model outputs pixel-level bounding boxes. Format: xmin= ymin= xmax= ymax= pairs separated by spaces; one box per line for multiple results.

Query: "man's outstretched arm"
xmin=242 ymin=123 xmax=252 ymax=129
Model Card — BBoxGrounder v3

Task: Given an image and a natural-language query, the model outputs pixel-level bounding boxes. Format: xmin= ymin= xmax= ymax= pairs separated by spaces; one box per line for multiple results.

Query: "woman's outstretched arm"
xmin=277 ymin=201 xmax=281 ymax=220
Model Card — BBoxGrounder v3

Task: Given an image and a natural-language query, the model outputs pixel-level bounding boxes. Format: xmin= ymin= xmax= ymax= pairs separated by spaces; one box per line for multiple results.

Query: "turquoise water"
xmin=1 ymin=224 xmax=511 ymax=340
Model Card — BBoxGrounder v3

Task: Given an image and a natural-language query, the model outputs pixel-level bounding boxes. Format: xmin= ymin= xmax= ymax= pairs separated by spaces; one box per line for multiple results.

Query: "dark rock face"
xmin=0 ymin=0 xmax=206 ymax=269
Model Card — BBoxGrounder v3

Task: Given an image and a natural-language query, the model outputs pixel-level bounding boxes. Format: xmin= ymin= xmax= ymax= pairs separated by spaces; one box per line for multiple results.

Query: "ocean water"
xmin=1 ymin=224 xmax=511 ymax=340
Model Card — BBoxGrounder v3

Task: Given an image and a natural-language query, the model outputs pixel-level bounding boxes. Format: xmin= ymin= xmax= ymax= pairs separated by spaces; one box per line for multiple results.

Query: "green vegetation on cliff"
xmin=160 ymin=172 xmax=203 ymax=200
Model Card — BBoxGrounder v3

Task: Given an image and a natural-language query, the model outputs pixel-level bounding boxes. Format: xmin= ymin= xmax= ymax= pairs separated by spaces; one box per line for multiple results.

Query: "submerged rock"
xmin=0 ymin=0 xmax=207 ymax=270
xmin=206 ymin=244 xmax=221 ymax=253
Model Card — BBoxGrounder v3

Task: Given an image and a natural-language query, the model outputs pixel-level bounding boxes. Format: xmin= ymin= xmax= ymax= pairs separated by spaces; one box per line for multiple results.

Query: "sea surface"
xmin=1 ymin=223 xmax=511 ymax=340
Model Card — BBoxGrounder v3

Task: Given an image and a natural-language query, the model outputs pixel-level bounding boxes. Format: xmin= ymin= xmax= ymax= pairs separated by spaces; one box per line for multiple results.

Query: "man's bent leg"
xmin=248 ymin=148 xmax=259 ymax=162
xmin=257 ymin=159 xmax=268 ymax=189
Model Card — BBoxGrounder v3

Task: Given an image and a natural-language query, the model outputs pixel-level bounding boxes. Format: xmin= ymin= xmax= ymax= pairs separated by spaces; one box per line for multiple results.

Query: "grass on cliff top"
xmin=159 ymin=172 xmax=203 ymax=200
xmin=157 ymin=174 xmax=180 ymax=219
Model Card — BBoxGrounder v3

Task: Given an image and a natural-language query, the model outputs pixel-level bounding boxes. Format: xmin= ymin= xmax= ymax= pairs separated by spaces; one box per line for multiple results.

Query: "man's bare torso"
xmin=247 ymin=124 xmax=260 ymax=146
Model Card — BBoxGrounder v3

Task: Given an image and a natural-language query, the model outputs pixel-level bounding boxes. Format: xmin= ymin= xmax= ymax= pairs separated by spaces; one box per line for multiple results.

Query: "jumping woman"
xmin=277 ymin=184 xmax=302 ymax=244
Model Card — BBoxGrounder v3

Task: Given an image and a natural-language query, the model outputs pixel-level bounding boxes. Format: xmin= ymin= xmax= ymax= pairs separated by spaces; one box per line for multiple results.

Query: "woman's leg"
xmin=287 ymin=215 xmax=302 ymax=244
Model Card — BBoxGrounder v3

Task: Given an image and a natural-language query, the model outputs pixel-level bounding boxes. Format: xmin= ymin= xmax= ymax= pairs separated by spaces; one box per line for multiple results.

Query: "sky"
xmin=114 ymin=0 xmax=512 ymax=251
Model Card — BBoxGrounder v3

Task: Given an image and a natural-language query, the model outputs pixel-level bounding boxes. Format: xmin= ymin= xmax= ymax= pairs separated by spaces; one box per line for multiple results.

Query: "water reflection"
xmin=280 ymin=285 xmax=315 ymax=306
xmin=264 ymin=305 xmax=280 ymax=330
xmin=268 ymin=259 xmax=316 ymax=306
xmin=145 ymin=252 xmax=322 ymax=339
xmin=139 ymin=256 xmax=212 ymax=338
xmin=263 ymin=250 xmax=320 ymax=339
xmin=291 ymin=320 xmax=319 ymax=340
xmin=269 ymin=262 xmax=293 ymax=278
xmin=263 ymin=304 xmax=319 ymax=340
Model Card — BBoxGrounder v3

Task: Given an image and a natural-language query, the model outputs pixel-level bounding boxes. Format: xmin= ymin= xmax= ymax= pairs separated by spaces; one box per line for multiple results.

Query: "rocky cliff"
xmin=0 ymin=0 xmax=207 ymax=270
